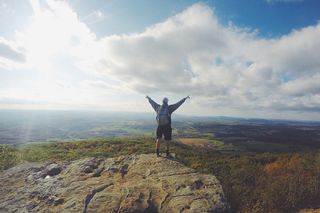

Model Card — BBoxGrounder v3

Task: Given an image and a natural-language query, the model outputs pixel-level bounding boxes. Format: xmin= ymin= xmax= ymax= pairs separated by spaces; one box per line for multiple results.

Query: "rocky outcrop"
xmin=0 ymin=154 xmax=228 ymax=213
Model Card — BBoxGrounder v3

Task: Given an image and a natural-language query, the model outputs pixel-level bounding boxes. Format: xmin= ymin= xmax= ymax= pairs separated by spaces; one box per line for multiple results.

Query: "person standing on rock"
xmin=146 ymin=95 xmax=190 ymax=157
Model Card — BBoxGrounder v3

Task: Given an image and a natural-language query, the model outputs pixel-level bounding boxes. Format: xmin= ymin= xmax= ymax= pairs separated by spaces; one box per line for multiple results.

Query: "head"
xmin=162 ymin=97 xmax=168 ymax=104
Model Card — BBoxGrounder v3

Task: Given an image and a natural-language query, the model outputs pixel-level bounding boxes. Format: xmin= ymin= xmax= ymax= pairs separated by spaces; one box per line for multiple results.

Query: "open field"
xmin=178 ymin=138 xmax=224 ymax=147
xmin=177 ymin=137 xmax=237 ymax=151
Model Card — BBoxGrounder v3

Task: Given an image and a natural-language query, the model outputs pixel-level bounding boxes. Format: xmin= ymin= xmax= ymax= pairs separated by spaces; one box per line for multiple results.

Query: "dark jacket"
xmin=147 ymin=97 xmax=187 ymax=125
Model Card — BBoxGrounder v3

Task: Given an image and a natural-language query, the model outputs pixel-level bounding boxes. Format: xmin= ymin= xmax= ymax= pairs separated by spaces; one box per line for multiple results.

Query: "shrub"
xmin=0 ymin=145 xmax=20 ymax=170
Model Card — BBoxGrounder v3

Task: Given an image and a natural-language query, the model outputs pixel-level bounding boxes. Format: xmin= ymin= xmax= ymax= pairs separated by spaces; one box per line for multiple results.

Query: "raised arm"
xmin=169 ymin=96 xmax=190 ymax=113
xmin=146 ymin=96 xmax=160 ymax=112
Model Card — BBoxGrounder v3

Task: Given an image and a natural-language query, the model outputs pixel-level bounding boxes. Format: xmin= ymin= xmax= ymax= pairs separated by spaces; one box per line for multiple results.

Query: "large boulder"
xmin=0 ymin=154 xmax=228 ymax=213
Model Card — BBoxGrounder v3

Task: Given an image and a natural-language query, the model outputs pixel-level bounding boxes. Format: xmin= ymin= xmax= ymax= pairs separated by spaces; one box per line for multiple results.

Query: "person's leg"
xmin=156 ymin=138 xmax=161 ymax=157
xmin=156 ymin=126 xmax=162 ymax=157
xmin=166 ymin=139 xmax=170 ymax=156
xmin=164 ymin=125 xmax=172 ymax=157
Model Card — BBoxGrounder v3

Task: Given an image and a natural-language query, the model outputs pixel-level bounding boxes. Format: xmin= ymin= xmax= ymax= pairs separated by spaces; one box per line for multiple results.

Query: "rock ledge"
xmin=0 ymin=154 xmax=228 ymax=213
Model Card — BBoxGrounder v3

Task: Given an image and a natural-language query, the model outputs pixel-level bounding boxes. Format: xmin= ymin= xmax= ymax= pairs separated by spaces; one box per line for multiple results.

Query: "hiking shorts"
xmin=156 ymin=124 xmax=172 ymax=141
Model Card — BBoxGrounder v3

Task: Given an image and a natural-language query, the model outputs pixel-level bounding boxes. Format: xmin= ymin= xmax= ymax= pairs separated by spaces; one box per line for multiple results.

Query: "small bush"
xmin=0 ymin=145 xmax=20 ymax=170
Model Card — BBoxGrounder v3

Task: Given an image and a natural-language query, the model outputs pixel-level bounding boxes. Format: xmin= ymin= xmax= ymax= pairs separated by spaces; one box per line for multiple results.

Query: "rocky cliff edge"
xmin=0 ymin=154 xmax=228 ymax=213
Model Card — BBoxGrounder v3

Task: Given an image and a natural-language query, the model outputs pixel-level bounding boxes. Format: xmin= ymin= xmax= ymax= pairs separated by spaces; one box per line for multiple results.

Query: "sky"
xmin=0 ymin=0 xmax=320 ymax=121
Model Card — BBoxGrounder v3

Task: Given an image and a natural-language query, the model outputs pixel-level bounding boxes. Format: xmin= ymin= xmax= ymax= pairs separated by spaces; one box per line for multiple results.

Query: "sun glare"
xmin=18 ymin=0 xmax=95 ymax=72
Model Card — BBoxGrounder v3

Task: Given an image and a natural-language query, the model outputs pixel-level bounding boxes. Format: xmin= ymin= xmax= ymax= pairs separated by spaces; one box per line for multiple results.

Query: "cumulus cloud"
xmin=89 ymin=3 xmax=319 ymax=114
xmin=0 ymin=37 xmax=25 ymax=69
xmin=96 ymin=4 xmax=242 ymax=96
xmin=4 ymin=1 xmax=319 ymax=118
xmin=280 ymin=74 xmax=320 ymax=96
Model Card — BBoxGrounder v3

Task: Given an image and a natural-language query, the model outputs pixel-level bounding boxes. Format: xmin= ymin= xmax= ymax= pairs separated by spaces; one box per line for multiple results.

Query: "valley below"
xmin=1 ymin=110 xmax=320 ymax=212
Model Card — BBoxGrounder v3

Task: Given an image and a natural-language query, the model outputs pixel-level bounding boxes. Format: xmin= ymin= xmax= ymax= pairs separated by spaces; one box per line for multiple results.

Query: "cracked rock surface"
xmin=0 ymin=154 xmax=228 ymax=213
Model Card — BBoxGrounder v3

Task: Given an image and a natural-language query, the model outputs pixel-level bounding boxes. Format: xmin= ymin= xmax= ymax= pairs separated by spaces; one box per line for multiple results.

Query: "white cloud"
xmin=16 ymin=0 xmax=97 ymax=71
xmin=280 ymin=74 xmax=320 ymax=96
xmin=89 ymin=3 xmax=320 ymax=117
xmin=81 ymin=9 xmax=105 ymax=25
xmin=0 ymin=37 xmax=25 ymax=69
xmin=1 ymin=0 xmax=135 ymax=111
xmin=2 ymin=1 xmax=320 ymax=119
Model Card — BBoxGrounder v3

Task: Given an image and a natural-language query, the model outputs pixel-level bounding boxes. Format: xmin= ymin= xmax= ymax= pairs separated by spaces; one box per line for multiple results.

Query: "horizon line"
xmin=0 ymin=108 xmax=319 ymax=123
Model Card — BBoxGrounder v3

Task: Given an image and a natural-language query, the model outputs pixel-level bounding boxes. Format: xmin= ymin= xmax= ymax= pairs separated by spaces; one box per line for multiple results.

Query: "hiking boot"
xmin=166 ymin=154 xmax=173 ymax=159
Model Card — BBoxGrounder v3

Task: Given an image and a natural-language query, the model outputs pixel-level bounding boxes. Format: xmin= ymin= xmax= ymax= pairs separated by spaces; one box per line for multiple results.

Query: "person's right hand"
xmin=186 ymin=95 xmax=190 ymax=99
xmin=146 ymin=95 xmax=150 ymax=99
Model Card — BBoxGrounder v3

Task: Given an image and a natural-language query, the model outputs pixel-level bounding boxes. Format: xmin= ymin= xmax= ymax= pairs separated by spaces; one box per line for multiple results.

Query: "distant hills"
xmin=0 ymin=109 xmax=319 ymax=144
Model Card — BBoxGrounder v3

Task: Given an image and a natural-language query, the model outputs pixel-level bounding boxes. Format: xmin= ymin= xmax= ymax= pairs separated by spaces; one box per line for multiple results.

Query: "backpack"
xmin=157 ymin=105 xmax=170 ymax=125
